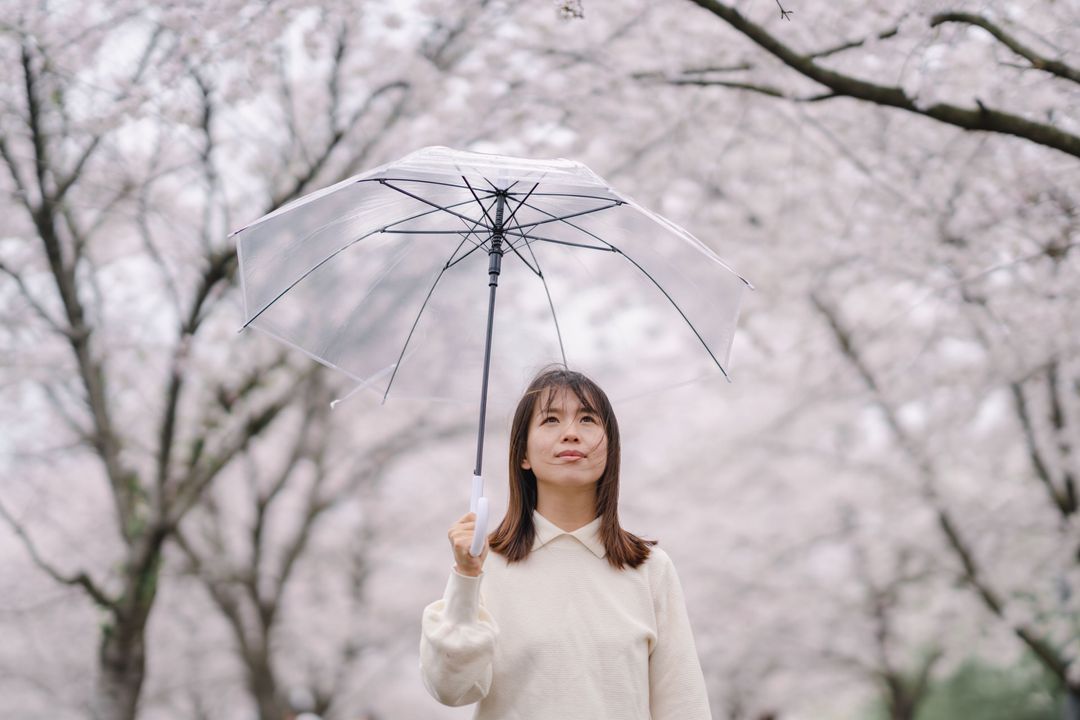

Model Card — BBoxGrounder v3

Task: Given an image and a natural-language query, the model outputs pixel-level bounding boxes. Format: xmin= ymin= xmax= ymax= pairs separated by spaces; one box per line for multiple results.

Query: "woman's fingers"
xmin=448 ymin=511 xmax=487 ymax=575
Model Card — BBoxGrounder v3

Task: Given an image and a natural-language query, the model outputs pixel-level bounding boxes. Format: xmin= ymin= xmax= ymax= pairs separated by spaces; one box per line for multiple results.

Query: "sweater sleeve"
xmin=419 ymin=566 xmax=499 ymax=707
xmin=648 ymin=551 xmax=712 ymax=720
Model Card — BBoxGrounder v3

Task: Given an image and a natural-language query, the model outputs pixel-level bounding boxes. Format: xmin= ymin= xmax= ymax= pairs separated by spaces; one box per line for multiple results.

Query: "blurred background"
xmin=1 ymin=0 xmax=1078 ymax=718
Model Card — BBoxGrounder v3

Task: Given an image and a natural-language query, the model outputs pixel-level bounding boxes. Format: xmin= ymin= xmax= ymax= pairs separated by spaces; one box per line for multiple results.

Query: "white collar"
xmin=531 ymin=509 xmax=606 ymax=558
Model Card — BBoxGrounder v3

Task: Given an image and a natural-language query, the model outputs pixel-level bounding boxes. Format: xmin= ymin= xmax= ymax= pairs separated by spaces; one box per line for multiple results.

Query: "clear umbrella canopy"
xmin=234 ymin=146 xmax=750 ymax=411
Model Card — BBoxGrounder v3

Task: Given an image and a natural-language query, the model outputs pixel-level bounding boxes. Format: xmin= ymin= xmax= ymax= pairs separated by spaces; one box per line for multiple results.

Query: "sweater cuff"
xmin=444 ymin=565 xmax=484 ymax=624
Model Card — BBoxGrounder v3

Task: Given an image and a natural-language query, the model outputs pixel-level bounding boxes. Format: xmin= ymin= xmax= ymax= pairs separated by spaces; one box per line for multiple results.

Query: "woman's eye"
xmin=542 ymin=416 xmax=557 ymax=424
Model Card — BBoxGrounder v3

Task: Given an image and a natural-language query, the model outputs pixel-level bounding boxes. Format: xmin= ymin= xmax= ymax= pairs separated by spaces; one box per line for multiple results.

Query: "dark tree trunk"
xmin=1064 ymin=687 xmax=1080 ymax=720
xmin=93 ymin=618 xmax=147 ymax=720
xmin=248 ymin=647 xmax=285 ymax=720
xmin=90 ymin=540 xmax=163 ymax=720
xmin=886 ymin=684 xmax=917 ymax=720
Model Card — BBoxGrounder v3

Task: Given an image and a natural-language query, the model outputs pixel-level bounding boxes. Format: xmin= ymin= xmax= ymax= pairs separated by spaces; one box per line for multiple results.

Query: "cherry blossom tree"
xmin=4 ymin=1 xmax=1077 ymax=718
xmin=0 ymin=0 xmax=635 ymax=717
xmin=620 ymin=1 xmax=1079 ymax=716
xmin=0 ymin=0 xmax=529 ymax=717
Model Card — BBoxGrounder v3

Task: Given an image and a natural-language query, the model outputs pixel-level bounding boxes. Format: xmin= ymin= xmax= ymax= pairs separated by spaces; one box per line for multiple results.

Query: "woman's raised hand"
xmin=449 ymin=511 xmax=489 ymax=577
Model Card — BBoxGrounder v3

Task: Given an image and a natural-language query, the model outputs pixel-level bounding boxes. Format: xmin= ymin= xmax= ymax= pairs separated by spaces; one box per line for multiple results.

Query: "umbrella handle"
xmin=469 ymin=474 xmax=489 ymax=558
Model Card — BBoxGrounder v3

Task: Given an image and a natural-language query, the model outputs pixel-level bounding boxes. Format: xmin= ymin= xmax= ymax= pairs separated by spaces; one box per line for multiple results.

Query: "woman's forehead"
xmin=535 ymin=385 xmax=598 ymax=413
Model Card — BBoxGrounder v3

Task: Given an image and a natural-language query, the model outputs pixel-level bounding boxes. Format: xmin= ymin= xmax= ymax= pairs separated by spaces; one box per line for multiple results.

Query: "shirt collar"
xmin=532 ymin=509 xmax=606 ymax=558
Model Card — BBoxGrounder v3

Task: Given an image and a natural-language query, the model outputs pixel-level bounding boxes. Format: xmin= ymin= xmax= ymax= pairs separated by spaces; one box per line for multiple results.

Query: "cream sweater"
xmin=419 ymin=510 xmax=712 ymax=719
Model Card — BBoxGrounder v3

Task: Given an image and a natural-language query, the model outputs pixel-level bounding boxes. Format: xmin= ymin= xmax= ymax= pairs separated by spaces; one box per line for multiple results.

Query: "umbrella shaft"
xmin=473 ymin=279 xmax=498 ymax=477
xmin=473 ymin=193 xmax=507 ymax=478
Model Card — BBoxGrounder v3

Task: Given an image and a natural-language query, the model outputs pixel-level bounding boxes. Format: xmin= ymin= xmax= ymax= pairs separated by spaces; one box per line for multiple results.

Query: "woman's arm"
xmin=419 ymin=566 xmax=499 ymax=706
xmin=648 ymin=549 xmax=712 ymax=720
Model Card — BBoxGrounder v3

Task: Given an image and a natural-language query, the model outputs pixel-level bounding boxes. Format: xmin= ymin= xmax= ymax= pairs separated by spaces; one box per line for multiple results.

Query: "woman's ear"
xmin=521 ymin=456 xmax=531 ymax=470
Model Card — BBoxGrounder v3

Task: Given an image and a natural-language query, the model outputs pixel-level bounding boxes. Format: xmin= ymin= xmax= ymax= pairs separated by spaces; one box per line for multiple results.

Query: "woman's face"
xmin=521 ymin=386 xmax=608 ymax=489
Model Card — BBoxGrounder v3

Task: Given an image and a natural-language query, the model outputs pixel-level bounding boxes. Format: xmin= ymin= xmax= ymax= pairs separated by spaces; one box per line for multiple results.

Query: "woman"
xmin=419 ymin=366 xmax=712 ymax=719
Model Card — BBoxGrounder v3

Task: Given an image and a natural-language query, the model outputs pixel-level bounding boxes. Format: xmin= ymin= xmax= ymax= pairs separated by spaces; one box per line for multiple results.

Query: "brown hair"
xmin=487 ymin=365 xmax=657 ymax=570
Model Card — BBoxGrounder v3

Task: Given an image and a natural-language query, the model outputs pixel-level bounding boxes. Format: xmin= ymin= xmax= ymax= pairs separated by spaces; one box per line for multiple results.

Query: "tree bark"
xmin=1065 ymin=688 xmax=1080 ymax=720
xmin=93 ymin=618 xmax=148 ymax=720
xmin=247 ymin=647 xmax=285 ymax=720
xmin=883 ymin=675 xmax=917 ymax=720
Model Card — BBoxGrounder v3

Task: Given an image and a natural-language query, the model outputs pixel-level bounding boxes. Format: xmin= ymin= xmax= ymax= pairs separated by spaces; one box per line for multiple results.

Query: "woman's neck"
xmin=535 ymin=482 xmax=598 ymax=532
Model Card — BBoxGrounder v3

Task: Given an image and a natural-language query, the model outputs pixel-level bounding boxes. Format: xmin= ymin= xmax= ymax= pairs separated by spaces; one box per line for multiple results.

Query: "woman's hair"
xmin=488 ymin=365 xmax=657 ymax=570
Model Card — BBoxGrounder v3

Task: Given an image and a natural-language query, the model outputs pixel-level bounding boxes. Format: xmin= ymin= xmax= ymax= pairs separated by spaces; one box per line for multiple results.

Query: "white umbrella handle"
xmin=469 ymin=474 xmax=489 ymax=558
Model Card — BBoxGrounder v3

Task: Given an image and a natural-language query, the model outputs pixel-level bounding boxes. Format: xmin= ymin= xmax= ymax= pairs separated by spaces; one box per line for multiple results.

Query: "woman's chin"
xmin=536 ymin=475 xmax=601 ymax=491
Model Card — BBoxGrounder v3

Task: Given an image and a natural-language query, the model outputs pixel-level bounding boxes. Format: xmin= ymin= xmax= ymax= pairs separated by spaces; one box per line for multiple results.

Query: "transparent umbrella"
xmin=233 ymin=146 xmax=752 ymax=555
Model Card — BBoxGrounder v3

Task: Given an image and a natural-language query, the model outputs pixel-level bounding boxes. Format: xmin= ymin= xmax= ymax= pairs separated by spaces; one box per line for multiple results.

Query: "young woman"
xmin=419 ymin=367 xmax=712 ymax=719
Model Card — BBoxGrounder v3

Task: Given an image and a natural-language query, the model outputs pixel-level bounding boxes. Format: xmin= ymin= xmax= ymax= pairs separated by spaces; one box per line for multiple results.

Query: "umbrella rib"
xmin=498 ymin=233 xmax=541 ymax=277
xmin=514 ymin=199 xmax=731 ymax=381
xmin=381 ymin=234 xmax=477 ymax=403
xmin=502 ymin=200 xmax=623 ymax=234
xmin=358 ymin=177 xmax=482 ymax=193
xmin=380 ymin=264 xmax=449 ymax=404
xmin=504 ymin=229 xmax=616 ymax=253
xmin=379 ymin=180 xmax=491 ymax=229
xmin=378 ymin=196 xmax=495 ymax=240
xmin=520 ymin=232 xmax=568 ymax=368
xmin=615 ymin=250 xmax=730 ymax=380
xmin=500 ymin=183 xmax=540 ymax=230
xmin=462 ymin=176 xmax=497 ymax=228
xmin=490 ymin=185 xmax=545 ymax=276
xmin=445 ymin=240 xmax=489 ymax=270
xmin=266 ymin=194 xmax=491 ymax=254
xmin=513 ymin=199 xmax=619 ymax=250
xmin=483 ymin=178 xmax=520 ymax=194
xmin=445 ymin=215 xmax=494 ymax=270
xmin=505 ymin=190 xmax=618 ymax=202
xmin=382 ymin=229 xmax=493 ymax=236
xmin=382 ymin=195 xmax=495 ymax=233
xmin=241 ymin=227 xmax=383 ymax=330
xmin=240 ymin=196 xmax=493 ymax=329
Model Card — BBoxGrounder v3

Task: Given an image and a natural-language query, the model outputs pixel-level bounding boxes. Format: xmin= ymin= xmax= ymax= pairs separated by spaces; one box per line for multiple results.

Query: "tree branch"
xmin=1009 ymin=378 xmax=1075 ymax=517
xmin=134 ymin=152 xmax=183 ymax=316
xmin=22 ymin=41 xmax=51 ymax=204
xmin=807 ymin=25 xmax=901 ymax=61
xmin=51 ymin=25 xmax=164 ymax=204
xmin=639 ymin=71 xmax=835 ymax=102
xmin=275 ymin=44 xmax=312 ymax=170
xmin=155 ymin=244 xmax=241 ymax=503
xmin=37 ymin=379 xmax=94 ymax=444
xmin=19 ymin=37 xmax=138 ymax=539
xmin=684 ymin=0 xmax=1080 ymax=159
xmin=930 ymin=12 xmax=1080 ymax=85
xmin=0 ymin=497 xmax=116 ymax=609
xmin=773 ymin=0 xmax=793 ymax=21
xmin=0 ymin=133 xmax=33 ymax=211
xmin=810 ymin=292 xmax=1074 ymax=685
xmin=0 ymin=259 xmax=68 ymax=336
xmin=51 ymin=134 xmax=103 ymax=205
xmin=182 ymin=350 xmax=292 ymax=484
xmin=187 ymin=67 xmax=226 ymax=254
xmin=248 ymin=387 xmax=325 ymax=628
xmin=269 ymin=80 xmax=409 ymax=211
xmin=1046 ymin=362 xmax=1078 ymax=512
xmin=173 ymin=526 xmax=255 ymax=660
xmin=167 ymin=376 xmax=303 ymax=528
